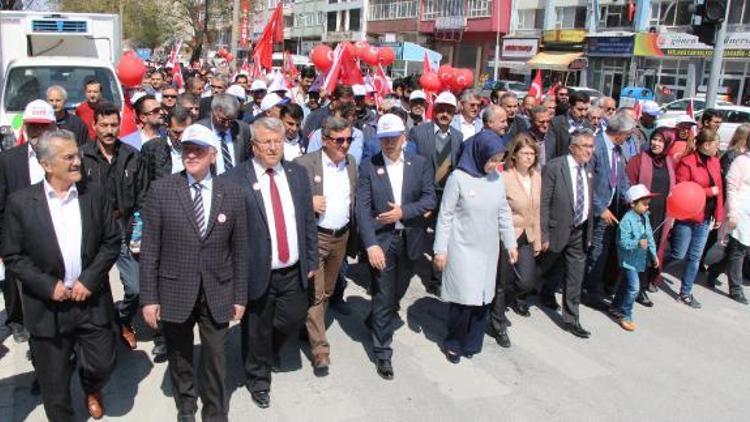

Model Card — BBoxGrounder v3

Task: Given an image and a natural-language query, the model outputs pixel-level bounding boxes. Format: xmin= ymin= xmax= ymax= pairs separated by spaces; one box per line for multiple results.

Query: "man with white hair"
xmin=452 ymin=90 xmax=483 ymax=140
xmin=196 ymin=93 xmax=251 ymax=174
xmin=46 ymin=85 xmax=89 ymax=145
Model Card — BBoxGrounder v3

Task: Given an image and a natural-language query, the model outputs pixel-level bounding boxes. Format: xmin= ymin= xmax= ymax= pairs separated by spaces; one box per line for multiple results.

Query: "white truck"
xmin=0 ymin=11 xmax=124 ymax=146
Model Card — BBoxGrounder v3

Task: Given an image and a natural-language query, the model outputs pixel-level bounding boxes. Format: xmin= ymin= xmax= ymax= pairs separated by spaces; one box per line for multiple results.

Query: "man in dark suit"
xmin=538 ymin=128 xmax=595 ymax=339
xmin=524 ymin=105 xmax=558 ymax=166
xmin=140 ymin=124 xmax=249 ymax=422
xmin=142 ymin=105 xmax=193 ymax=183
xmin=548 ymin=90 xmax=592 ymax=157
xmin=223 ymin=117 xmax=317 ymax=409
xmin=302 ymin=84 xmax=355 ymax=139
xmin=2 ymin=129 xmax=120 ymax=421
xmin=196 ymin=93 xmax=250 ymax=175
xmin=583 ymin=112 xmax=634 ymax=310
xmin=0 ymin=99 xmax=57 ymax=343
xmin=357 ymin=114 xmax=436 ymax=379
xmin=294 ymin=116 xmax=357 ymax=376
xmin=500 ymin=92 xmax=529 ymax=138
xmin=47 ymin=85 xmax=89 ymax=145
xmin=198 ymin=73 xmax=229 ymax=120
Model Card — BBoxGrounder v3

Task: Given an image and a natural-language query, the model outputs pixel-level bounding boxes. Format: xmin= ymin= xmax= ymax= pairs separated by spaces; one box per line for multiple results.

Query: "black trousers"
xmin=727 ymin=236 xmax=750 ymax=296
xmin=242 ymin=264 xmax=308 ymax=393
xmin=539 ymin=225 xmax=587 ymax=324
xmin=2 ymin=271 xmax=23 ymax=328
xmin=491 ymin=233 xmax=537 ymax=333
xmin=29 ymin=307 xmax=115 ymax=422
xmin=370 ymin=231 xmax=414 ymax=361
xmin=162 ymin=289 xmax=229 ymax=421
xmin=444 ymin=303 xmax=490 ymax=357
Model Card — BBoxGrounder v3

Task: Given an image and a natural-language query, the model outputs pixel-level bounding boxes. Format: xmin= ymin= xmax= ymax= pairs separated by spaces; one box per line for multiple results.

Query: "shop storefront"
xmin=487 ymin=37 xmax=537 ymax=83
xmin=633 ymin=32 xmax=750 ymax=105
xmin=586 ymin=34 xmax=635 ymax=101
xmin=529 ymin=30 xmax=587 ymax=87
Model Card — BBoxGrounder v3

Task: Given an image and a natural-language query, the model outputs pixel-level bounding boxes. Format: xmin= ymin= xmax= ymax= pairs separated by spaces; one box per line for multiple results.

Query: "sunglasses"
xmin=325 ymin=136 xmax=354 ymax=146
xmin=146 ymin=107 xmax=163 ymax=116
xmin=163 ymin=94 xmax=177 ymax=99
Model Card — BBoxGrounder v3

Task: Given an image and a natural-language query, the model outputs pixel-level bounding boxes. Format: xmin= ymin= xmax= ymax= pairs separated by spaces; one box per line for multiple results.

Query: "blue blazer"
xmin=356 ymin=152 xmax=436 ymax=261
xmin=222 ymin=160 xmax=318 ymax=301
xmin=591 ymin=132 xmax=631 ymax=216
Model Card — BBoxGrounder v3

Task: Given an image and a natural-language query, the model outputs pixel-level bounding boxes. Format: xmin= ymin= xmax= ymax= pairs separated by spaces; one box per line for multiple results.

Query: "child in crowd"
xmin=611 ymin=184 xmax=660 ymax=331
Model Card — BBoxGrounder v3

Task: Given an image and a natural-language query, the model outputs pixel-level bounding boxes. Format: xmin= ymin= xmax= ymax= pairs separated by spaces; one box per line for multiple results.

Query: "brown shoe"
xmin=312 ymin=353 xmax=330 ymax=377
xmin=86 ymin=392 xmax=104 ymax=419
xmin=120 ymin=324 xmax=137 ymax=349
xmin=619 ymin=319 xmax=637 ymax=332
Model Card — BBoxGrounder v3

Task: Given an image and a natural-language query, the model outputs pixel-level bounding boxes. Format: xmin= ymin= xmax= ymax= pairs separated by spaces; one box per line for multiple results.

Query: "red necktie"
xmin=266 ymin=168 xmax=290 ymax=263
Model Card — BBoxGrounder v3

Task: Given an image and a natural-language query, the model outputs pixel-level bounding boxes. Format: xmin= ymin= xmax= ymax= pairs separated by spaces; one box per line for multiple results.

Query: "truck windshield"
xmin=3 ymin=66 xmax=122 ymax=112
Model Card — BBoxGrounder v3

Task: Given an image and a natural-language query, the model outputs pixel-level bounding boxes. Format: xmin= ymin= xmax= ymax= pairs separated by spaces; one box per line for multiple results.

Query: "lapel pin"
xmin=376 ymin=168 xmax=385 ymax=175
xmin=406 ymin=161 xmax=412 ymax=166
xmin=314 ymin=175 xmax=322 ymax=183
xmin=252 ymin=182 xmax=260 ymax=191
xmin=217 ymin=213 xmax=226 ymax=223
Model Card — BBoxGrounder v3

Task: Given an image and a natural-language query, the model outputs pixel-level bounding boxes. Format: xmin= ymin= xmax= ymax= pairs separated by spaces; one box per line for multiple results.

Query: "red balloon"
xmin=116 ymin=51 xmax=147 ymax=88
xmin=378 ymin=47 xmax=395 ymax=66
xmin=224 ymin=53 xmax=234 ymax=63
xmin=420 ymin=72 xmax=441 ymax=92
xmin=217 ymin=47 xmax=228 ymax=58
xmin=438 ymin=65 xmax=454 ymax=90
xmin=667 ymin=181 xmax=707 ymax=220
xmin=361 ymin=46 xmax=380 ymax=66
xmin=454 ymin=68 xmax=474 ymax=90
xmin=353 ymin=40 xmax=369 ymax=58
xmin=310 ymin=44 xmax=334 ymax=72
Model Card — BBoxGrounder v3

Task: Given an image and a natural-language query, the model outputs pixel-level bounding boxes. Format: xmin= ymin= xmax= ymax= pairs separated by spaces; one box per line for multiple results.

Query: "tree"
xmin=169 ymin=0 xmax=232 ymax=62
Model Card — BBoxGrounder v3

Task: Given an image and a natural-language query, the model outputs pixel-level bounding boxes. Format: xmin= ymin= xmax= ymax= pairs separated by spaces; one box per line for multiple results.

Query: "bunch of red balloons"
xmin=309 ymin=42 xmax=396 ymax=72
xmin=215 ymin=47 xmax=234 ymax=63
xmin=420 ymin=64 xmax=474 ymax=92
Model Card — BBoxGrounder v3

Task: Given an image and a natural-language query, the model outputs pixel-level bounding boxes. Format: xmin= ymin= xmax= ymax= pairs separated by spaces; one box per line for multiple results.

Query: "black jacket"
xmin=80 ymin=140 xmax=148 ymax=241
xmin=56 ymin=111 xmax=90 ymax=145
xmin=141 ymin=136 xmax=173 ymax=183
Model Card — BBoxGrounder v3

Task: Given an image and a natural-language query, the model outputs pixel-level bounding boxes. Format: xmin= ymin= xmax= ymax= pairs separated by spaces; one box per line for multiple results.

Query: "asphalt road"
xmin=1 ymin=262 xmax=749 ymax=421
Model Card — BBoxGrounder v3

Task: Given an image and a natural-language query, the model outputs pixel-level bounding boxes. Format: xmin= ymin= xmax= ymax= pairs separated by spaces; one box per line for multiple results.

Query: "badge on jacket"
xmin=217 ymin=213 xmax=227 ymax=223
xmin=314 ymin=175 xmax=322 ymax=183
xmin=252 ymin=182 xmax=260 ymax=191
xmin=377 ymin=168 xmax=385 ymax=175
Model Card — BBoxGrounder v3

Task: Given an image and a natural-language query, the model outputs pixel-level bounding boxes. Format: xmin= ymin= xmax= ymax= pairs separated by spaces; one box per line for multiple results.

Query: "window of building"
xmin=327 ymin=11 xmax=337 ymax=32
xmin=423 ymin=0 xmax=463 ymax=20
xmin=727 ymin=0 xmax=750 ymax=25
xmin=349 ymin=8 xmax=361 ymax=31
xmin=555 ymin=6 xmax=586 ymax=29
xmin=650 ymin=0 xmax=692 ymax=27
xmin=369 ymin=0 xmax=418 ymax=21
xmin=600 ymin=4 xmax=630 ymax=28
xmin=467 ymin=0 xmax=491 ymax=18
xmin=518 ymin=8 xmax=544 ymax=30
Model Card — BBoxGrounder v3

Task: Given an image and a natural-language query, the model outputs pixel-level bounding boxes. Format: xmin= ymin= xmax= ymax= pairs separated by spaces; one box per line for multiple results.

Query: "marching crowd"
xmin=2 ymin=63 xmax=750 ymax=422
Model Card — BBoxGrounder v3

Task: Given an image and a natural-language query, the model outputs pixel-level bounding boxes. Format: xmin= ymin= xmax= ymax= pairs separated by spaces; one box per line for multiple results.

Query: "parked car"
xmin=658 ymin=105 xmax=750 ymax=150
xmin=660 ymin=98 xmax=733 ymax=120
xmin=566 ymin=86 xmax=604 ymax=104
xmin=482 ymin=79 xmax=528 ymax=98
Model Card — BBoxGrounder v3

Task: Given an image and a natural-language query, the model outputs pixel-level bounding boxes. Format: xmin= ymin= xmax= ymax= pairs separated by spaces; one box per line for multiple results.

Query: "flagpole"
xmin=493 ymin=0 xmax=503 ymax=81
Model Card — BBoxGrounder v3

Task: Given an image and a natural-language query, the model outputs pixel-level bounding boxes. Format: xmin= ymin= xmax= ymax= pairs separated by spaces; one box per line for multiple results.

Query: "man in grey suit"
xmin=140 ymin=124 xmax=249 ymax=422
xmin=196 ymin=93 xmax=251 ymax=175
xmin=538 ymin=129 xmax=595 ymax=339
xmin=294 ymin=116 xmax=358 ymax=376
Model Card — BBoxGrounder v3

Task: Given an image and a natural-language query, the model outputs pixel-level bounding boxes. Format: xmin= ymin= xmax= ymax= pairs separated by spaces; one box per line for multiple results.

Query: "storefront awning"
xmin=527 ymin=52 xmax=587 ymax=71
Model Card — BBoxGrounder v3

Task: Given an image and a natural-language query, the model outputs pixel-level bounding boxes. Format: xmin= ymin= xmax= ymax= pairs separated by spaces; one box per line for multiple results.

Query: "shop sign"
xmin=586 ymin=36 xmax=634 ymax=57
xmin=634 ymin=32 xmax=750 ymax=57
xmin=501 ymin=38 xmax=538 ymax=59
xmin=435 ymin=16 xmax=465 ymax=30
xmin=543 ymin=29 xmax=587 ymax=44
xmin=326 ymin=31 xmax=353 ymax=43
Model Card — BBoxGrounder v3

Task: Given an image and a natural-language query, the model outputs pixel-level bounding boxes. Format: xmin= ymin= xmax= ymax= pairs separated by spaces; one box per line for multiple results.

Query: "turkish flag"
xmin=323 ymin=43 xmax=364 ymax=94
xmin=545 ymin=81 xmax=560 ymax=100
xmin=423 ymin=52 xmax=435 ymax=121
xmin=252 ymin=3 xmax=284 ymax=71
xmin=528 ymin=69 xmax=543 ymax=100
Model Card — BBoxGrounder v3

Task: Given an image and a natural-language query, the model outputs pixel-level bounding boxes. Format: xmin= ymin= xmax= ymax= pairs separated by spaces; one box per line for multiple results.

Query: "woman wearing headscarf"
xmin=434 ymin=130 xmax=518 ymax=364
xmin=625 ymin=127 xmax=676 ymax=306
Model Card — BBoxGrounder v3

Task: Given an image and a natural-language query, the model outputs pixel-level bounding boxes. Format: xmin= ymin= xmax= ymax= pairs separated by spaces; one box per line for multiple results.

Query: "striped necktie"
xmin=192 ymin=182 xmax=206 ymax=237
xmin=219 ymin=132 xmax=234 ymax=171
xmin=575 ymin=165 xmax=585 ymax=225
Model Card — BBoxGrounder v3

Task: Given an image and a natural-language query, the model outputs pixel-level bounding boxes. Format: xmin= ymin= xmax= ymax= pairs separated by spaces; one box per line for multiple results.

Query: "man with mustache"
xmin=80 ymin=102 xmax=148 ymax=351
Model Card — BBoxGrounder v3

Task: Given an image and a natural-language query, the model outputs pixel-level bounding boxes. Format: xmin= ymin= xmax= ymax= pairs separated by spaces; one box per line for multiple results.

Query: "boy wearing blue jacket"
xmin=611 ymin=184 xmax=660 ymax=331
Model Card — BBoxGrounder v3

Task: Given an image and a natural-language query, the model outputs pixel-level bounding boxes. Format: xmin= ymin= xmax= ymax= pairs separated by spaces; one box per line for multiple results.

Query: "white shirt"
xmin=384 ymin=152 xmax=405 ymax=230
xmin=252 ymin=158 xmax=300 ymax=269
xmin=187 ymin=173 xmax=213 ymax=234
xmin=283 ymin=137 xmax=304 ymax=161
xmin=456 ymin=114 xmax=479 ymax=140
xmin=318 ymin=152 xmax=351 ymax=230
xmin=211 ymin=121 xmax=236 ymax=175
xmin=43 ymin=179 xmax=82 ymax=288
xmin=27 ymin=144 xmax=45 ymax=185
xmin=167 ymin=138 xmax=184 ymax=174
xmin=567 ymin=154 xmax=590 ymax=225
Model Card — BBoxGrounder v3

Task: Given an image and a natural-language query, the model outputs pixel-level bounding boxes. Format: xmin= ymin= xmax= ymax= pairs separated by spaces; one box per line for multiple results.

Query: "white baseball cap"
xmin=181 ymin=124 xmax=220 ymax=150
xmin=409 ymin=90 xmax=427 ymax=102
xmin=434 ymin=91 xmax=457 ymax=108
xmin=23 ymin=99 xmax=55 ymax=123
xmin=268 ymin=72 xmax=289 ymax=94
xmin=376 ymin=113 xmax=405 ymax=138
xmin=249 ymin=80 xmax=268 ymax=92
xmin=627 ymin=184 xmax=660 ymax=203
xmin=352 ymin=84 xmax=367 ymax=97
xmin=641 ymin=100 xmax=662 ymax=117
xmin=226 ymin=84 xmax=247 ymax=101
xmin=260 ymin=92 xmax=289 ymax=112
xmin=675 ymin=115 xmax=697 ymax=126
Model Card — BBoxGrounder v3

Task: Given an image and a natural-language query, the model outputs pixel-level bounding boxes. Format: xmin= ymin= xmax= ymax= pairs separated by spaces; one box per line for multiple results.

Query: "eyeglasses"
xmin=254 ymin=139 xmax=283 ymax=149
xmin=162 ymin=94 xmax=177 ymax=99
xmin=210 ymin=84 xmax=225 ymax=90
xmin=325 ymin=136 xmax=354 ymax=146
xmin=605 ymin=107 xmax=616 ymax=112
xmin=146 ymin=107 xmax=163 ymax=116
xmin=214 ymin=116 xmax=233 ymax=125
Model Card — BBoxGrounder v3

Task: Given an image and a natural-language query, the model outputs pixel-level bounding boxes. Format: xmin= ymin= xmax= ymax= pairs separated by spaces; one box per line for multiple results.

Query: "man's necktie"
xmin=192 ymin=182 xmax=206 ymax=237
xmin=575 ymin=165 xmax=585 ymax=225
xmin=266 ymin=168 xmax=289 ymax=262
xmin=220 ymin=132 xmax=234 ymax=170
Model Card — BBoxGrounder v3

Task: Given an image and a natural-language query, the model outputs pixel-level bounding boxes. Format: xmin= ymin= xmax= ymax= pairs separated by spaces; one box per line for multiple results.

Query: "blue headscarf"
xmin=456 ymin=129 xmax=505 ymax=177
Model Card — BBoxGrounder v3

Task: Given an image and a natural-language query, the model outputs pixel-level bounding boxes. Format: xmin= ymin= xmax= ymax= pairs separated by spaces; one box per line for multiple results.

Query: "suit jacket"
xmin=1 ymin=183 xmax=120 ymax=337
xmin=409 ymin=122 xmax=463 ymax=185
xmin=503 ymin=168 xmax=543 ymax=252
xmin=591 ymin=132 xmax=631 ymax=216
xmin=57 ymin=111 xmax=90 ymax=146
xmin=507 ymin=115 xmax=530 ymax=139
xmin=294 ymin=150 xmax=359 ymax=256
xmin=0 ymin=144 xmax=31 ymax=244
xmin=141 ymin=136 xmax=173 ymax=183
xmin=222 ymin=160 xmax=318 ymax=301
xmin=356 ymin=152 xmax=436 ymax=261
xmin=139 ymin=173 xmax=249 ymax=324
xmin=540 ymin=155 xmax=594 ymax=254
xmin=548 ymin=113 xmax=593 ymax=159
xmin=196 ymin=117 xmax=251 ymax=167
xmin=198 ymin=96 xmax=213 ymax=121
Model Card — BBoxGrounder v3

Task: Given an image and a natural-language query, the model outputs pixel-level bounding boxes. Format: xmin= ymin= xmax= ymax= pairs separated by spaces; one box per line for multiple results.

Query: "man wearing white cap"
xmin=258 ymin=93 xmax=290 ymax=120
xmin=141 ymin=123 xmax=249 ymax=422
xmin=406 ymin=90 xmax=427 ymax=131
xmin=0 ymin=99 xmax=56 ymax=343
xmin=249 ymin=79 xmax=268 ymax=117
xmin=356 ymin=114 xmax=436 ymax=380
xmin=636 ymin=100 xmax=662 ymax=145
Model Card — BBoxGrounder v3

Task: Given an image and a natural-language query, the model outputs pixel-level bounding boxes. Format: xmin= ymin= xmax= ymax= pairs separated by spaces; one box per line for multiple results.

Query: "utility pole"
xmin=493 ymin=0 xmax=503 ymax=81
xmin=705 ymin=0 xmax=730 ymax=108
xmin=230 ymin=0 xmax=240 ymax=62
